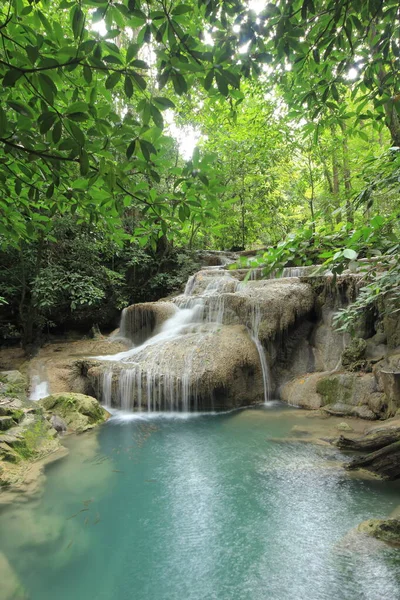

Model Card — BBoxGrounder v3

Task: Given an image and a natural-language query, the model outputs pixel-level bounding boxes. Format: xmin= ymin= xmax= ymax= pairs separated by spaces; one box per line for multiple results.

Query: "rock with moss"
xmin=341 ymin=338 xmax=367 ymax=370
xmin=280 ymin=371 xmax=385 ymax=419
xmin=357 ymin=518 xmax=400 ymax=545
xmin=39 ymin=393 xmax=109 ymax=433
xmin=317 ymin=372 xmax=385 ymax=418
xmin=0 ymin=413 xmax=59 ymax=463
xmin=0 ymin=371 xmax=27 ymax=401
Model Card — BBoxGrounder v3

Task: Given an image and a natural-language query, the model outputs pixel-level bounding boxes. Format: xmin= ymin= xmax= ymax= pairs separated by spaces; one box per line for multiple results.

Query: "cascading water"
xmin=29 ymin=367 xmax=50 ymax=401
xmin=94 ymin=264 xmax=276 ymax=413
xmin=248 ymin=303 xmax=271 ymax=403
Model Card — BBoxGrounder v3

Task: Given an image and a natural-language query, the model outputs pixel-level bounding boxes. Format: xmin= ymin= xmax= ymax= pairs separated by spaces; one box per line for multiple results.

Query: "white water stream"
xmin=95 ymin=265 xmax=285 ymax=412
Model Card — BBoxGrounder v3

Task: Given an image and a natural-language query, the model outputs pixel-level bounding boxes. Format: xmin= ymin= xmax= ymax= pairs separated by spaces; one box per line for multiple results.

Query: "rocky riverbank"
xmin=0 ymin=341 xmax=115 ymax=504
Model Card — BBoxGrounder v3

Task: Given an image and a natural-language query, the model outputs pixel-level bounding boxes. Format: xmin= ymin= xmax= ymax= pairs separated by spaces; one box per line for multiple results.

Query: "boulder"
xmin=221 ymin=279 xmax=315 ymax=342
xmin=341 ymin=337 xmax=367 ymax=370
xmin=383 ymin=305 xmax=400 ymax=349
xmin=336 ymin=422 xmax=354 ymax=432
xmin=357 ymin=519 xmax=400 ymax=545
xmin=120 ymin=301 xmax=178 ymax=344
xmin=380 ymin=369 xmax=400 ymax=416
xmin=0 ymin=371 xmax=27 ymax=401
xmin=280 ymin=372 xmax=328 ymax=409
xmin=280 ymin=371 xmax=386 ymax=419
xmin=323 ymin=402 xmax=376 ymax=420
xmin=50 ymin=414 xmax=67 ymax=434
xmin=39 ymin=393 xmax=108 ymax=433
xmin=0 ymin=413 xmax=59 ymax=464
xmin=87 ymin=324 xmax=265 ymax=411
xmin=317 ymin=372 xmax=385 ymax=418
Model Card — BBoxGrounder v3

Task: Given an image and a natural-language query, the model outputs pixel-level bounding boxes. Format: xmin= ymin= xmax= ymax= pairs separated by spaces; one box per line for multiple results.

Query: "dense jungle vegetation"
xmin=0 ymin=0 xmax=399 ymax=346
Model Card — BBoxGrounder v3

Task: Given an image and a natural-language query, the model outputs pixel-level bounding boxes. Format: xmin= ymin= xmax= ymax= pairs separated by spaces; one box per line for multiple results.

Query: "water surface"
xmin=1 ymin=406 xmax=400 ymax=600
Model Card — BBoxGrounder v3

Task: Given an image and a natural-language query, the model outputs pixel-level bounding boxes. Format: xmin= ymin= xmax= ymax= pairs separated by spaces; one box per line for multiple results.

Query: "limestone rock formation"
xmin=87 ymin=324 xmax=265 ymax=411
xmin=280 ymin=372 xmax=327 ymax=409
xmin=0 ymin=370 xmax=61 ymax=489
xmin=280 ymin=371 xmax=385 ymax=419
xmin=39 ymin=393 xmax=109 ymax=433
xmin=120 ymin=301 xmax=178 ymax=344
xmin=357 ymin=519 xmax=400 ymax=545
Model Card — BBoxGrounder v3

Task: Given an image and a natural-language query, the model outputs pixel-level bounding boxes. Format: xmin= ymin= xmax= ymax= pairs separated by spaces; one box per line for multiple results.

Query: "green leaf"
xmin=7 ymin=101 xmax=34 ymax=119
xmin=52 ymin=120 xmax=62 ymax=144
xmin=131 ymin=71 xmax=147 ymax=90
xmin=139 ymin=139 xmax=156 ymax=161
xmin=215 ymin=72 xmax=229 ymax=96
xmin=204 ymin=69 xmax=214 ymax=91
xmin=66 ymin=120 xmax=85 ymax=146
xmin=3 ymin=69 xmax=23 ymax=87
xmin=153 ymin=97 xmax=175 ymax=110
xmin=66 ymin=102 xmax=89 ymax=115
xmin=83 ymin=65 xmax=92 ymax=84
xmin=105 ymin=71 xmax=122 ymax=89
xmin=126 ymin=43 xmax=140 ymax=63
xmin=104 ymin=55 xmax=123 ymax=65
xmin=126 ymin=139 xmax=137 ymax=159
xmin=46 ymin=183 xmax=55 ymax=199
xmin=171 ymin=72 xmax=187 ymax=95
xmin=72 ymin=6 xmax=85 ymax=40
xmin=0 ymin=107 xmax=7 ymax=136
xmin=79 ymin=149 xmax=89 ymax=175
xmin=343 ymin=249 xmax=358 ymax=260
xmin=38 ymin=73 xmax=57 ymax=103
xmin=124 ymin=75 xmax=134 ymax=98
xmin=130 ymin=59 xmax=149 ymax=69
xmin=172 ymin=4 xmax=192 ymax=15
xmin=150 ymin=104 xmax=164 ymax=129
xmin=179 ymin=205 xmax=186 ymax=222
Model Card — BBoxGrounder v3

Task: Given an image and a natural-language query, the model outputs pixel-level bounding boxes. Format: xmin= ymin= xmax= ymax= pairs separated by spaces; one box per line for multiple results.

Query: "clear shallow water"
xmin=1 ymin=407 xmax=400 ymax=600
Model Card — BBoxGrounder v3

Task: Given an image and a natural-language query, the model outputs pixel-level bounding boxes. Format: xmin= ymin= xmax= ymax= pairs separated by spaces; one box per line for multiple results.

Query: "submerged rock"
xmin=357 ymin=518 xmax=400 ymax=546
xmin=0 ymin=552 xmax=28 ymax=600
xmin=39 ymin=393 xmax=109 ymax=433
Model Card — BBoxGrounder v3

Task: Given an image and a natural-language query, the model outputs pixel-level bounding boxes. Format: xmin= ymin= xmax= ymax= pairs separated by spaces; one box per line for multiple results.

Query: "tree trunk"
xmin=330 ymin=125 xmax=341 ymax=223
xmin=335 ymin=428 xmax=400 ymax=452
xmin=345 ymin=440 xmax=400 ymax=480
xmin=341 ymin=122 xmax=353 ymax=224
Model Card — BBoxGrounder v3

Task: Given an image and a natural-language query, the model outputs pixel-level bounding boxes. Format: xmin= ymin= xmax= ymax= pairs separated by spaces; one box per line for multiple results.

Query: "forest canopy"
xmin=0 ymin=0 xmax=399 ymax=344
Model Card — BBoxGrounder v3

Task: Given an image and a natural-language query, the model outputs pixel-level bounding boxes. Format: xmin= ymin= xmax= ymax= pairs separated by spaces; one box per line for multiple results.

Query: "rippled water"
xmin=1 ymin=406 xmax=400 ymax=600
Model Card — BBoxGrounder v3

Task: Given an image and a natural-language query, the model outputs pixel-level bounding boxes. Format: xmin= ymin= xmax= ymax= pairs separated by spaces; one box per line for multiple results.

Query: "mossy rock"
xmin=316 ymin=375 xmax=353 ymax=405
xmin=341 ymin=338 xmax=367 ymax=371
xmin=0 ymin=371 xmax=27 ymax=402
xmin=39 ymin=393 xmax=108 ymax=433
xmin=357 ymin=518 xmax=400 ymax=546
xmin=0 ymin=414 xmax=58 ymax=463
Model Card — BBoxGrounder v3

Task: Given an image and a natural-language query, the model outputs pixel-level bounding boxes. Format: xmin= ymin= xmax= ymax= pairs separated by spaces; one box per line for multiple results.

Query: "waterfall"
xmin=102 ymin=370 xmax=113 ymax=408
xmin=95 ymin=268 xmax=271 ymax=413
xmin=248 ymin=303 xmax=271 ymax=404
xmin=29 ymin=369 xmax=50 ymax=401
